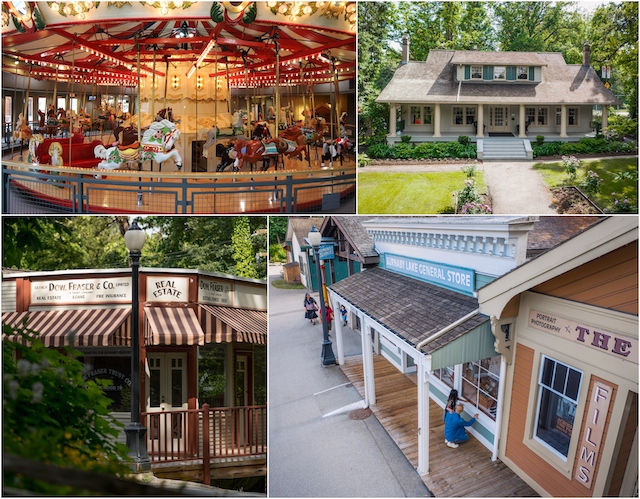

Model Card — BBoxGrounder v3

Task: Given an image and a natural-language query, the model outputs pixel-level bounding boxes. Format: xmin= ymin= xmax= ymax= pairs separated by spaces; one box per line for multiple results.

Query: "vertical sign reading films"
xmin=198 ymin=277 xmax=233 ymax=306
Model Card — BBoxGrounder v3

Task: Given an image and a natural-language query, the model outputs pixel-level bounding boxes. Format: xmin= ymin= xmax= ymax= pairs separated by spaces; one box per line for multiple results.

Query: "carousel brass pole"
xmin=24 ymin=64 xmax=32 ymax=129
xmin=69 ymin=42 xmax=75 ymax=165
xmin=300 ymin=62 xmax=306 ymax=125
xmin=333 ymin=58 xmax=340 ymax=140
xmin=151 ymin=46 xmax=157 ymax=120
xmin=163 ymin=57 xmax=168 ymax=111
xmin=53 ymin=65 xmax=59 ymax=111
xmin=244 ymin=57 xmax=250 ymax=135
xmin=275 ymin=50 xmax=280 ymax=133
xmin=226 ymin=59 xmax=231 ymax=115
xmin=136 ymin=37 xmax=143 ymax=206
xmin=214 ymin=45 xmax=218 ymax=172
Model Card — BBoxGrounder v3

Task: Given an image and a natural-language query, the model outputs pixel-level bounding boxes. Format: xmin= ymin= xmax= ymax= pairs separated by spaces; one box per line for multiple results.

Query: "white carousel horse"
xmin=202 ymin=111 xmax=247 ymax=158
xmin=13 ymin=113 xmax=33 ymax=142
xmin=26 ymin=134 xmax=44 ymax=164
xmin=94 ymin=119 xmax=182 ymax=171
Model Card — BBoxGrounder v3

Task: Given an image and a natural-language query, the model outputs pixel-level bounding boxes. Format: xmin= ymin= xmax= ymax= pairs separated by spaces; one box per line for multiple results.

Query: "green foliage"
xmin=536 ymin=135 xmax=545 ymax=146
xmin=456 ymin=178 xmax=483 ymax=210
xmin=232 ymin=217 xmax=259 ymax=279
xmin=606 ymin=113 xmax=638 ymax=140
xmin=400 ymin=134 xmax=412 ymax=143
xmin=532 ymin=138 xmax=638 ymax=158
xmin=358 ymin=153 xmax=373 ymax=168
xmin=268 ymin=216 xmax=288 ymax=245
xmin=269 ymin=243 xmax=287 ymax=263
xmin=458 ymin=135 xmax=470 ymax=145
xmin=366 ymin=143 xmax=393 ymax=159
xmin=562 ymin=155 xmax=580 ymax=183
xmin=3 ymin=325 xmax=131 ymax=494
xmin=366 ymin=141 xmax=477 ymax=160
xmin=461 ymin=162 xmax=478 ymax=177
xmin=580 ymin=170 xmax=603 ymax=196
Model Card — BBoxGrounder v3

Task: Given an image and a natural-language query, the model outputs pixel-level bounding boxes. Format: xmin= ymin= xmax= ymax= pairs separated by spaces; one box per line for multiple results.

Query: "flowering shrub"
xmin=580 ymin=170 xmax=603 ymax=196
xmin=460 ymin=202 xmax=492 ymax=214
xmin=562 ymin=155 xmax=580 ymax=183
xmin=3 ymin=324 xmax=131 ymax=493
xmin=461 ymin=162 xmax=478 ymax=178
xmin=605 ymin=192 xmax=637 ymax=213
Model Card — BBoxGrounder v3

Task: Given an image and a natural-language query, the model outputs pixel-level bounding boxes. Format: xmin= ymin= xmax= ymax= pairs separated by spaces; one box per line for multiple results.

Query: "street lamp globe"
xmin=124 ymin=220 xmax=146 ymax=252
xmin=308 ymin=225 xmax=321 ymax=247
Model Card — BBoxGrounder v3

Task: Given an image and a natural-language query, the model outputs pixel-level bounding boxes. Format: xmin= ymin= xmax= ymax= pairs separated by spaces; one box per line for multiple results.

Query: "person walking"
xmin=325 ymin=305 xmax=334 ymax=333
xmin=340 ymin=305 xmax=347 ymax=326
xmin=444 ymin=403 xmax=479 ymax=448
xmin=304 ymin=293 xmax=319 ymax=325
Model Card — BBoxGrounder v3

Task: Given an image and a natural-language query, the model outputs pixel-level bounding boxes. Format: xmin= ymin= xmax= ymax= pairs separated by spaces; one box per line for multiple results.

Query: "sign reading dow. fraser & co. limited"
xmin=198 ymin=277 xmax=232 ymax=306
xmin=31 ymin=277 xmax=132 ymax=304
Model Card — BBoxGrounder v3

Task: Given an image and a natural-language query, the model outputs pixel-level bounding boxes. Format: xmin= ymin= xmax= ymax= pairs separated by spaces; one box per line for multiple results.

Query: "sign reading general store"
xmin=31 ymin=277 xmax=132 ymax=304
xmin=528 ymin=309 xmax=638 ymax=364
xmin=198 ymin=278 xmax=232 ymax=305
xmin=384 ymin=253 xmax=475 ymax=294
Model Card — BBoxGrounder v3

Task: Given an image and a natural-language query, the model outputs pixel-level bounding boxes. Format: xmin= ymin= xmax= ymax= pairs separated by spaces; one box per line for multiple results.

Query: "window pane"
xmin=541 ymin=357 xmax=554 ymax=387
xmin=471 ymin=66 xmax=482 ymax=79
xmin=517 ymin=67 xmax=528 ymax=80
xmin=150 ymin=364 xmax=161 ymax=408
xmin=171 ymin=368 xmax=182 ymax=407
xmin=536 ymin=387 xmax=575 ymax=457
xmin=553 ymin=363 xmax=568 ymax=394
xmin=494 ymin=66 xmax=506 ymax=79
xmin=198 ymin=345 xmax=226 ymax=407
xmin=566 ymin=369 xmax=581 ymax=401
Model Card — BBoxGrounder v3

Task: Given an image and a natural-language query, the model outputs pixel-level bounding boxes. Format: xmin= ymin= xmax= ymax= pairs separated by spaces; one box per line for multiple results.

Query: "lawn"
xmin=533 ymin=157 xmax=638 ymax=212
xmin=357 ymin=171 xmax=487 ymax=214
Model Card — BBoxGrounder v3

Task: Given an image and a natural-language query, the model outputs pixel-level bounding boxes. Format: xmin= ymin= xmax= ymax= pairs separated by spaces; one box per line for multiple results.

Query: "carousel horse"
xmin=155 ymin=107 xmax=180 ymax=124
xmin=13 ymin=113 xmax=33 ymax=142
xmin=252 ymin=122 xmax=271 ymax=141
xmin=279 ymin=105 xmax=293 ymax=126
xmin=321 ymin=138 xmax=339 ymax=168
xmin=230 ymin=137 xmax=280 ymax=172
xmin=26 ymin=134 xmax=44 ymax=164
xmin=57 ymin=108 xmax=70 ymax=136
xmin=215 ymin=143 xmax=237 ymax=172
xmin=94 ymin=119 xmax=182 ymax=171
xmin=273 ymin=125 xmax=307 ymax=160
xmin=232 ymin=110 xmax=248 ymax=134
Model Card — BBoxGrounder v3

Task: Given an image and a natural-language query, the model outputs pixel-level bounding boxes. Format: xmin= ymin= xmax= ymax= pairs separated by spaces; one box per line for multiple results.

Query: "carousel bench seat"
xmin=36 ymin=134 xmax=84 ymax=160
xmin=38 ymin=139 xmax=104 ymax=169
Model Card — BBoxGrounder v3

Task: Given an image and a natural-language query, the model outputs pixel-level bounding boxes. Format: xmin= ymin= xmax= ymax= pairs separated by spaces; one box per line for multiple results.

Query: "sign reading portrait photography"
xmin=384 ymin=253 xmax=475 ymax=295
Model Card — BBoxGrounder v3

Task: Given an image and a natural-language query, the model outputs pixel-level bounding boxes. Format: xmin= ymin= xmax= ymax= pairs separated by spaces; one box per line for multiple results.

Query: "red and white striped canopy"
xmin=199 ymin=304 xmax=266 ymax=345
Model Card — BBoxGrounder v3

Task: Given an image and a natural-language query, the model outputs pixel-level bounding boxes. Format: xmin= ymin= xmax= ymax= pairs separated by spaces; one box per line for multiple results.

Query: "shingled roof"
xmin=331 ymin=216 xmax=379 ymax=260
xmin=330 ymin=267 xmax=488 ymax=352
xmin=287 ymin=217 xmax=324 ymax=248
xmin=377 ymin=49 xmax=619 ymax=105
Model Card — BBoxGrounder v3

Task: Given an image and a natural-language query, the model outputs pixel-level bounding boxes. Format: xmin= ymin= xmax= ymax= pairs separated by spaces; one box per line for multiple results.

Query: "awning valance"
xmin=144 ymin=307 xmax=205 ymax=346
xmin=2 ymin=308 xmax=131 ymax=347
xmin=199 ymin=305 xmax=267 ymax=345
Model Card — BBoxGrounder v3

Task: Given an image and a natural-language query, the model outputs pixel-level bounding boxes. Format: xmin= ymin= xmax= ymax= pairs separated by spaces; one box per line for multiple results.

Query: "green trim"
xmin=506 ymin=66 xmax=516 ymax=81
xmin=431 ymin=320 xmax=496 ymax=371
xmin=381 ymin=343 xmax=401 ymax=365
xmin=464 ymin=65 xmax=470 ymax=80
xmin=529 ymin=67 xmax=535 ymax=81
xmin=483 ymin=65 xmax=494 ymax=80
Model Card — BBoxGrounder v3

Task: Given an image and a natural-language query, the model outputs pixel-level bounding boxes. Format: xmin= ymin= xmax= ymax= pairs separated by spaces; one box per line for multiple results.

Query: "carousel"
xmin=1 ymin=1 xmax=356 ymax=213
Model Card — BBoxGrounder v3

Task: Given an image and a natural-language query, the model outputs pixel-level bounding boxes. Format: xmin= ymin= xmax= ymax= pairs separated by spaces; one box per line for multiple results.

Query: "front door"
xmin=488 ymin=106 xmax=510 ymax=133
xmin=146 ymin=352 xmax=187 ymax=452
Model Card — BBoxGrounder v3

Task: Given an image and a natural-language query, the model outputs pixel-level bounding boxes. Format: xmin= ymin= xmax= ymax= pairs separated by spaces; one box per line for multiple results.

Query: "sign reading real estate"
xmin=384 ymin=253 xmax=475 ymax=294
xmin=146 ymin=277 xmax=189 ymax=303
xmin=198 ymin=278 xmax=232 ymax=306
xmin=31 ymin=277 xmax=132 ymax=304
xmin=529 ymin=309 xmax=638 ymax=364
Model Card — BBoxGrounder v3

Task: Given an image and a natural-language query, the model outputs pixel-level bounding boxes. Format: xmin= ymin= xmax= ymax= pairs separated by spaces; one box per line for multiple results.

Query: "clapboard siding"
xmin=532 ymin=242 xmax=638 ymax=315
xmin=2 ymin=281 xmax=17 ymax=312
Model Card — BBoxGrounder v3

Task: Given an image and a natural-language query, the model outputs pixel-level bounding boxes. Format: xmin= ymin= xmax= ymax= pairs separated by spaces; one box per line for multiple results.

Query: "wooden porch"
xmin=340 ymin=354 xmax=538 ymax=497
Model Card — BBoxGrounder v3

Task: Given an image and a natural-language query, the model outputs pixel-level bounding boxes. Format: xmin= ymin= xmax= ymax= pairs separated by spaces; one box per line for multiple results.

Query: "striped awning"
xmin=2 ymin=308 xmax=131 ymax=347
xmin=199 ymin=305 xmax=267 ymax=345
xmin=144 ymin=307 xmax=205 ymax=346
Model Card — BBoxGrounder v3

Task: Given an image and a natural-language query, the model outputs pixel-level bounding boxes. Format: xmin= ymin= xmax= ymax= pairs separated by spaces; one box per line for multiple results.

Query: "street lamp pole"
xmin=308 ymin=225 xmax=336 ymax=366
xmin=123 ymin=220 xmax=151 ymax=472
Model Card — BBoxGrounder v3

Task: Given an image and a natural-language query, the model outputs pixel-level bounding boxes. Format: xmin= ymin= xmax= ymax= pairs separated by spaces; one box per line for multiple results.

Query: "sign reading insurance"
xmin=384 ymin=254 xmax=475 ymax=294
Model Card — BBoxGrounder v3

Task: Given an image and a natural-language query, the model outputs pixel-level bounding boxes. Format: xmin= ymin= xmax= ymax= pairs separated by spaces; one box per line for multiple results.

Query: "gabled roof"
xmin=286 ymin=217 xmax=323 ymax=248
xmin=377 ymin=49 xmax=619 ymax=105
xmin=322 ymin=216 xmax=379 ymax=262
xmin=526 ymin=216 xmax=604 ymax=257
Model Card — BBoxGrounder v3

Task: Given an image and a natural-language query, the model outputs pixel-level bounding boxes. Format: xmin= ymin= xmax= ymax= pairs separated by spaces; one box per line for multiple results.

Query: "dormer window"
xmin=494 ymin=66 xmax=506 ymax=80
xmin=471 ymin=66 xmax=482 ymax=79
xmin=517 ymin=67 xmax=529 ymax=80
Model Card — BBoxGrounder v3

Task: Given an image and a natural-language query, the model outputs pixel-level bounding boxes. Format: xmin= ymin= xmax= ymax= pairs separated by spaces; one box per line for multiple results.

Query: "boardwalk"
xmin=341 ymin=354 xmax=538 ymax=497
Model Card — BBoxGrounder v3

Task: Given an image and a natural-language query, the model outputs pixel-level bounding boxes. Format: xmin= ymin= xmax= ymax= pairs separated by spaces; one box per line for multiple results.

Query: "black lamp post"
xmin=308 ymin=225 xmax=336 ymax=366
xmin=123 ymin=220 xmax=151 ymax=472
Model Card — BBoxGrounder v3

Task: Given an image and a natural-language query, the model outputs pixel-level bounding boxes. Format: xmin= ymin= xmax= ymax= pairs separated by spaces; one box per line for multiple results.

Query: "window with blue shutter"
xmin=483 ymin=66 xmax=494 ymax=80
xmin=464 ymin=65 xmax=470 ymax=80
xmin=529 ymin=67 xmax=535 ymax=81
xmin=506 ymin=66 xmax=516 ymax=80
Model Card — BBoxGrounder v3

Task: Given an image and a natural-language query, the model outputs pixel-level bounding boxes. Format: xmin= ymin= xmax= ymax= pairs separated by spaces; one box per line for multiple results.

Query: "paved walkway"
xmin=268 ymin=264 xmax=431 ymax=498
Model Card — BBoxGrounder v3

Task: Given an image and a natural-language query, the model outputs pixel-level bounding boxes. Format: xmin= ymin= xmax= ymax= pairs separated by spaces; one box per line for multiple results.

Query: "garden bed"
xmin=369 ymin=158 xmax=472 ymax=166
xmin=535 ymin=151 xmax=638 ymax=161
xmin=551 ymin=186 xmax=604 ymax=214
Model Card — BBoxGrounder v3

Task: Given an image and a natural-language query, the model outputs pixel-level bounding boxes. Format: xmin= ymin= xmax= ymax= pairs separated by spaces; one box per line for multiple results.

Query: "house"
xmin=325 ymin=216 xmax=609 ymax=480
xmin=376 ymin=38 xmax=619 ymax=159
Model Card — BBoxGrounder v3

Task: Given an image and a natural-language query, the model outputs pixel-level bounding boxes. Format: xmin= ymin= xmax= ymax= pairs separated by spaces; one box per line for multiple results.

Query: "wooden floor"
xmin=341 ymin=354 xmax=538 ymax=497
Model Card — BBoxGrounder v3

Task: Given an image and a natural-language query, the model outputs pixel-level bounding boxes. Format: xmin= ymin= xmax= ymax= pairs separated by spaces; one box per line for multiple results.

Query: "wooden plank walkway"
xmin=341 ymin=354 xmax=538 ymax=497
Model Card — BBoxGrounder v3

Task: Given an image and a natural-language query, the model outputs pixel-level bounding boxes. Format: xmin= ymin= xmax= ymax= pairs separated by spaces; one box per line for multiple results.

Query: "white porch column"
xmin=602 ymin=105 xmax=609 ymax=131
xmin=477 ymin=104 xmax=484 ymax=138
xmin=417 ymin=354 xmax=431 ymax=476
xmin=389 ymin=103 xmax=397 ymax=137
xmin=333 ymin=299 xmax=345 ymax=366
xmin=434 ymin=103 xmax=441 ymax=137
xmin=361 ymin=318 xmax=376 ymax=406
xmin=518 ymin=104 xmax=526 ymax=138
xmin=560 ymin=105 xmax=568 ymax=138
xmin=491 ymin=356 xmax=508 ymax=461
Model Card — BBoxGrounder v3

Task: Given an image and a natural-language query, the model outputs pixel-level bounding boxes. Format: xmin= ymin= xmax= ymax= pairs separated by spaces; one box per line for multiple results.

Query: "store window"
xmin=432 ymin=366 xmax=454 ymax=389
xmin=534 ymin=356 xmax=582 ymax=460
xmin=198 ymin=344 xmax=226 ymax=407
xmin=453 ymin=107 xmax=464 ymax=125
xmin=526 ymin=107 xmax=548 ymax=126
xmin=80 ymin=353 xmax=131 ymax=412
xmin=465 ymin=107 xmax=476 ymax=125
xmin=461 ymin=356 xmax=500 ymax=418
xmin=568 ymin=108 xmax=579 ymax=126
xmin=411 ymin=106 xmax=421 ymax=124
xmin=537 ymin=107 xmax=548 ymax=125
xmin=424 ymin=106 xmax=433 ymax=125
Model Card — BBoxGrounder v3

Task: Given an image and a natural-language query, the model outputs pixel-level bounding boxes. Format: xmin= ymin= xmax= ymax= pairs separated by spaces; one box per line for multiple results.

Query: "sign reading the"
xmin=529 ymin=309 xmax=637 ymax=364
xmin=198 ymin=278 xmax=232 ymax=306
xmin=31 ymin=277 xmax=131 ymax=304
xmin=575 ymin=380 xmax=614 ymax=488
xmin=146 ymin=277 xmax=188 ymax=303
xmin=384 ymin=253 xmax=475 ymax=294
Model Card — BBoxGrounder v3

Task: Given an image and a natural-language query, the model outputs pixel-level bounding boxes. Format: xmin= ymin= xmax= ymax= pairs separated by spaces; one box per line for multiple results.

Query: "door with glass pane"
xmin=488 ymin=106 xmax=510 ymax=132
xmin=146 ymin=352 xmax=187 ymax=452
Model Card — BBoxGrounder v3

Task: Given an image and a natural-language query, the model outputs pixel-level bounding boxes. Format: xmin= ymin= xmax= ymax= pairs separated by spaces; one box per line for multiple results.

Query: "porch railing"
xmin=141 ymin=404 xmax=267 ymax=465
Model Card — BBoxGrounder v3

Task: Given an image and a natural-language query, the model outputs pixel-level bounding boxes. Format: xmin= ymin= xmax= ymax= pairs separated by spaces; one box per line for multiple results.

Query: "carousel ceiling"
xmin=1 ymin=1 xmax=356 ymax=88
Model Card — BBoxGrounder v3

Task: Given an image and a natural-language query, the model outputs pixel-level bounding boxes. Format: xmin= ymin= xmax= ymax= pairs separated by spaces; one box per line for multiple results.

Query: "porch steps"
xmin=481 ymin=138 xmax=530 ymax=160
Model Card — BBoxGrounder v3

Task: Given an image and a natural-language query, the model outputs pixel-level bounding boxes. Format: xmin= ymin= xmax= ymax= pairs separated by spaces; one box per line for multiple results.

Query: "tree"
xmin=232 ymin=216 xmax=259 ymax=279
xmin=269 ymin=216 xmax=288 ymax=245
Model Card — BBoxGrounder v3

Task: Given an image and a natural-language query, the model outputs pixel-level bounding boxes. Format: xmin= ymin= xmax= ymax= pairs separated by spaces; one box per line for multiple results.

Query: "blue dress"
xmin=444 ymin=411 xmax=476 ymax=443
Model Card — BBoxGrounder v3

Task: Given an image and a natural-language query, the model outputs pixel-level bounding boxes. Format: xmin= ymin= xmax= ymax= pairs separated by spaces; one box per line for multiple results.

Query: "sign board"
xmin=529 ymin=309 xmax=637 ymax=364
xmin=31 ymin=277 xmax=131 ymax=305
xmin=198 ymin=277 xmax=232 ymax=306
xmin=146 ymin=276 xmax=189 ymax=303
xmin=384 ymin=253 xmax=475 ymax=295
xmin=319 ymin=244 xmax=335 ymax=261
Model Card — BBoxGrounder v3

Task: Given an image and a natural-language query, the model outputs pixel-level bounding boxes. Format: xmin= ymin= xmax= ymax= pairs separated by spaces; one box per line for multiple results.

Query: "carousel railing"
xmin=2 ymin=161 xmax=356 ymax=214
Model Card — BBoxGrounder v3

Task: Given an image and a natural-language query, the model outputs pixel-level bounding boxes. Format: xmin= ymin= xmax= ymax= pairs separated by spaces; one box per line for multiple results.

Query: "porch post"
xmin=361 ymin=318 xmax=376 ymax=406
xmin=434 ymin=103 xmax=441 ymax=137
xmin=417 ymin=354 xmax=431 ymax=476
xmin=332 ymin=297 xmax=345 ymax=366
xmin=602 ymin=105 xmax=609 ymax=131
xmin=491 ymin=356 xmax=508 ymax=461
xmin=476 ymin=104 xmax=484 ymax=138
xmin=560 ymin=105 xmax=568 ymax=138
xmin=389 ymin=103 xmax=397 ymax=137
xmin=518 ymin=104 xmax=526 ymax=138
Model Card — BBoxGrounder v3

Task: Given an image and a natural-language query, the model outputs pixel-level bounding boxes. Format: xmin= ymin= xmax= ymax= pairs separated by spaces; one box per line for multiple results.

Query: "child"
xmin=340 ymin=305 xmax=347 ymax=326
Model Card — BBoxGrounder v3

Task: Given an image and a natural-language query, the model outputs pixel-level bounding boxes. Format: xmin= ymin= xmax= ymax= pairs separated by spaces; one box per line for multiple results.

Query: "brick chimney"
xmin=583 ymin=41 xmax=591 ymax=66
xmin=401 ymin=35 xmax=410 ymax=65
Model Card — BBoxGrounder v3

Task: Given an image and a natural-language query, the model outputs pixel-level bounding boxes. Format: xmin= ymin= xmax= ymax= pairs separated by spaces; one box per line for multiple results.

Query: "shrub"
xmin=269 ymin=243 xmax=287 ymax=263
xmin=580 ymin=170 xmax=603 ymax=196
xmin=536 ymin=135 xmax=545 ymax=146
xmin=358 ymin=153 xmax=372 ymax=168
xmin=456 ymin=178 xmax=483 ymax=211
xmin=460 ymin=201 xmax=492 ymax=214
xmin=562 ymin=155 xmax=580 ymax=183
xmin=366 ymin=143 xmax=392 ymax=159
xmin=606 ymin=114 xmax=638 ymax=140
xmin=458 ymin=135 xmax=470 ymax=145
xmin=461 ymin=162 xmax=477 ymax=178
xmin=400 ymin=134 xmax=412 ymax=143
xmin=605 ymin=192 xmax=636 ymax=213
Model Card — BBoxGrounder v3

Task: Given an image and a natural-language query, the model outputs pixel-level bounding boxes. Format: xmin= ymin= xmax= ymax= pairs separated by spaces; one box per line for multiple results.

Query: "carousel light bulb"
xmin=349 ymin=12 xmax=355 ymax=22
xmin=266 ymin=0 xmax=277 ymax=7
xmin=346 ymin=3 xmax=355 ymax=11
xmin=278 ymin=4 xmax=287 ymax=13
xmin=161 ymin=7 xmax=169 ymax=15
xmin=291 ymin=4 xmax=300 ymax=15
xmin=51 ymin=2 xmax=59 ymax=11
xmin=173 ymin=0 xmax=183 ymax=6
xmin=63 ymin=5 xmax=72 ymax=15
xmin=316 ymin=1 xmax=325 ymax=7
xmin=303 ymin=5 xmax=312 ymax=14
xmin=78 ymin=12 xmax=85 ymax=19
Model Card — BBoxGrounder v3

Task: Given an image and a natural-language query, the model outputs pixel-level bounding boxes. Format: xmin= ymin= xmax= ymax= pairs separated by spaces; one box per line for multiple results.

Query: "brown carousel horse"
xmin=230 ymin=138 xmax=280 ymax=172
xmin=57 ymin=108 xmax=70 ymax=137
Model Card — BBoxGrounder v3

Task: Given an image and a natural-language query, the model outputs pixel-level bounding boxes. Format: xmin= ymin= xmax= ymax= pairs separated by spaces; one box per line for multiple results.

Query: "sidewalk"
xmin=268 ymin=264 xmax=431 ymax=498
